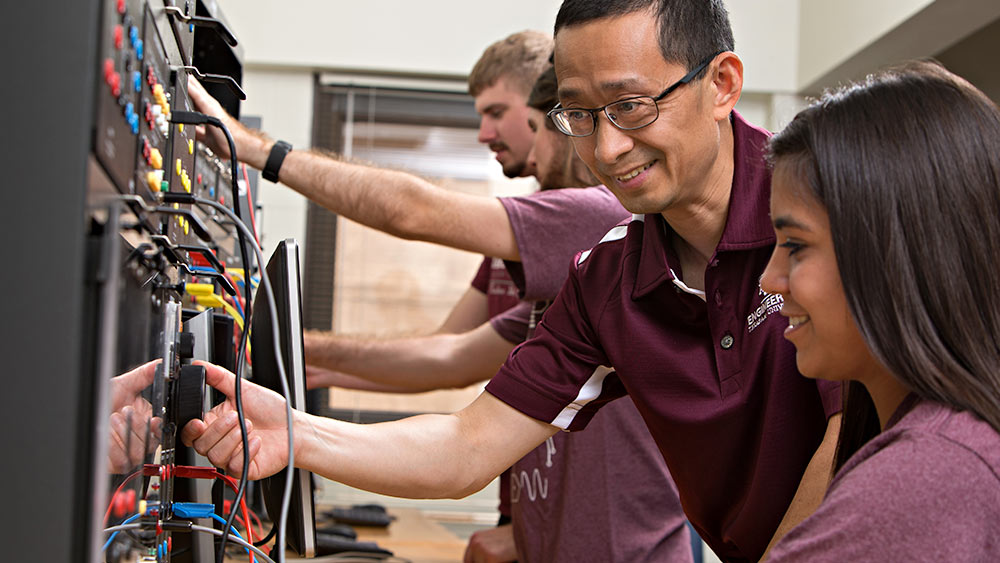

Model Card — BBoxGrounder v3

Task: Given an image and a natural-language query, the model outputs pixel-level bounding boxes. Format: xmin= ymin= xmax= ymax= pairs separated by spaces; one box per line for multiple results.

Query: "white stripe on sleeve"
xmin=550 ymin=365 xmax=614 ymax=429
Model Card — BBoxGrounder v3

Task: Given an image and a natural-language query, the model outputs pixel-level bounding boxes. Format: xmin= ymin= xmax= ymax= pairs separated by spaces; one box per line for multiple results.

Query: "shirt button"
xmin=720 ymin=334 xmax=734 ymax=349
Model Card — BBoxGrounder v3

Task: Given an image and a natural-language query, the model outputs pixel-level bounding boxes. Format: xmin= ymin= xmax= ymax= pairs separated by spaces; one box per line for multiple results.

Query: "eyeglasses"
xmin=547 ymin=52 xmax=721 ymax=137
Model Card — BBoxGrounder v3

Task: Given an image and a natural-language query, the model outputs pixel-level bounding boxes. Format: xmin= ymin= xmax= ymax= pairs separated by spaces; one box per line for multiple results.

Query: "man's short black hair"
xmin=527 ymin=65 xmax=559 ymax=113
xmin=554 ymin=0 xmax=734 ymax=73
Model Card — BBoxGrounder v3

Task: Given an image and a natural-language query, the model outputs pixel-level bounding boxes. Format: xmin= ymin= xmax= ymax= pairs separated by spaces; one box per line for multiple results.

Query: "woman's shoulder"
xmin=857 ymin=399 xmax=1000 ymax=478
xmin=769 ymin=400 xmax=1000 ymax=562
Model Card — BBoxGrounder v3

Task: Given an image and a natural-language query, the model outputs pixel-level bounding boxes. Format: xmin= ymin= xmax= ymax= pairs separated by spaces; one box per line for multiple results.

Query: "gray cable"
xmin=191 ymin=196 xmax=295 ymax=563
xmin=102 ymin=522 xmax=276 ymax=562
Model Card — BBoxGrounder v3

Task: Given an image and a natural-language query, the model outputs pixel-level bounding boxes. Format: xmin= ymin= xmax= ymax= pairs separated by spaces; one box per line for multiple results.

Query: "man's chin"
xmin=502 ymin=161 xmax=527 ymax=179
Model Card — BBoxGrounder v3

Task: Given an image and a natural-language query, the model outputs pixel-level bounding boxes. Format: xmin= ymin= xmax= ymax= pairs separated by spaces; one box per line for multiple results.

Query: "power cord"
xmin=171 ymin=108 xmax=255 ymax=563
xmin=165 ymin=191 xmax=297 ymax=563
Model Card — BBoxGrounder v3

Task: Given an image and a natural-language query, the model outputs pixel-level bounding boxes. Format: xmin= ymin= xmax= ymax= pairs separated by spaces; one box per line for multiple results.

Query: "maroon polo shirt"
xmin=486 ymin=112 xmax=841 ymax=562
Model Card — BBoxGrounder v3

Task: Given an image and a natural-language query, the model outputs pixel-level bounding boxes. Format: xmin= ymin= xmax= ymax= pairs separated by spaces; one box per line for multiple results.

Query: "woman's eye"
xmin=779 ymin=240 xmax=804 ymax=256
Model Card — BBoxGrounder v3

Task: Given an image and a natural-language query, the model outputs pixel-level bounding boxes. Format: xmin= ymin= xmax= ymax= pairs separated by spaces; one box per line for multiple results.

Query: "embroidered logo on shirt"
xmin=747 ymin=285 xmax=784 ymax=333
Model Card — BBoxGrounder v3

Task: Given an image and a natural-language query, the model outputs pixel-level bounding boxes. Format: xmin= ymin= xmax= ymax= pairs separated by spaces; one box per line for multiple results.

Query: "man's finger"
xmin=194 ymin=361 xmax=238 ymax=398
xmin=191 ymin=410 xmax=239 ymax=455
xmin=181 ymin=419 xmax=207 ymax=446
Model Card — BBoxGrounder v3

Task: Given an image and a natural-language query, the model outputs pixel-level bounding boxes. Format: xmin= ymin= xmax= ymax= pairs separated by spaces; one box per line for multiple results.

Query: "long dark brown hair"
xmin=769 ymin=60 xmax=1000 ymax=472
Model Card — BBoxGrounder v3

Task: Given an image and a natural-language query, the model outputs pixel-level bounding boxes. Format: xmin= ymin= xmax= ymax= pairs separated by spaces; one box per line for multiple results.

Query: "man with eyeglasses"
xmin=303 ymin=66 xmax=692 ymax=563
xmin=184 ymin=1 xmax=841 ymax=561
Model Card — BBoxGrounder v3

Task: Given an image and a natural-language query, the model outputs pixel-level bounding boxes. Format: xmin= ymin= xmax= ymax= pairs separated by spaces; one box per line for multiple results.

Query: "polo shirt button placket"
xmin=720 ymin=334 xmax=735 ymax=350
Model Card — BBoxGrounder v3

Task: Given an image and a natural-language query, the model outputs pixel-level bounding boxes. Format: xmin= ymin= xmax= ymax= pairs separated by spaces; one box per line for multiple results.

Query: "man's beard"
xmin=502 ymin=159 xmax=527 ymax=178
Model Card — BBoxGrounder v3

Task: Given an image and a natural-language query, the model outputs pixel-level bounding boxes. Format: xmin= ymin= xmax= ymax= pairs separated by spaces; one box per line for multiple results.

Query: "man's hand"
xmin=108 ymin=361 xmax=162 ymax=473
xmin=186 ymin=76 xmax=271 ymax=168
xmin=180 ymin=361 xmax=295 ymax=479
xmin=463 ymin=523 xmax=518 ymax=563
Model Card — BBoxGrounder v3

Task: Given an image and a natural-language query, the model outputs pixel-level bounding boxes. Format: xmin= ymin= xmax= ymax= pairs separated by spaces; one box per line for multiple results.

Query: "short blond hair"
xmin=468 ymin=30 xmax=553 ymax=98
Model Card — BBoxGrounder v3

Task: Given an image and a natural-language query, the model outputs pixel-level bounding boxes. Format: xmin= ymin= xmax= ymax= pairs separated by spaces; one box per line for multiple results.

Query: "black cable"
xmin=171 ymin=109 xmax=253 ymax=563
xmin=186 ymin=195 xmax=295 ymax=563
xmin=253 ymin=522 xmax=277 ymax=546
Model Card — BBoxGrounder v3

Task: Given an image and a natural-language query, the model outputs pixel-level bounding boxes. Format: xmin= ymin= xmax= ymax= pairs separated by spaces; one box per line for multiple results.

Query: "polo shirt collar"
xmin=632 ymin=111 xmax=776 ymax=300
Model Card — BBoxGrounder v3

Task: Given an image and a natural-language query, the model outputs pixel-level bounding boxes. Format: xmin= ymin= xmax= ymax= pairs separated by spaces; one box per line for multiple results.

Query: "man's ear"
xmin=709 ymin=52 xmax=743 ymax=121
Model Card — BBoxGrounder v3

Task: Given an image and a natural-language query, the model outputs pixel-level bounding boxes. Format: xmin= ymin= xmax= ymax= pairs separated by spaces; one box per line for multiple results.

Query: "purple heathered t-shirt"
xmin=509 ymin=395 xmax=691 ymax=563
xmin=490 ymin=301 xmax=534 ymax=345
xmin=470 ymin=256 xmax=521 ymax=318
xmin=770 ymin=395 xmax=1000 ymax=561
xmin=500 ymin=185 xmax=628 ymax=301
xmin=487 ymin=112 xmax=842 ymax=562
xmin=469 ymin=256 xmax=523 ymax=520
xmin=496 ymin=187 xmax=690 ymax=562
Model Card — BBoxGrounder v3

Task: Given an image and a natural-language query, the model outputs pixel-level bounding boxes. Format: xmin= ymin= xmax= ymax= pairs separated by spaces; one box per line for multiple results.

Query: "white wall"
xmin=220 ymin=0 xmax=800 ymax=92
xmin=218 ymin=0 xmax=563 ymax=77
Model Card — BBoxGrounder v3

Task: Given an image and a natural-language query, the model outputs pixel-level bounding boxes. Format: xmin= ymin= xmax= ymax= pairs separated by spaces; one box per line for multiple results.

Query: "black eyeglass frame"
xmin=547 ymin=51 xmax=723 ymax=137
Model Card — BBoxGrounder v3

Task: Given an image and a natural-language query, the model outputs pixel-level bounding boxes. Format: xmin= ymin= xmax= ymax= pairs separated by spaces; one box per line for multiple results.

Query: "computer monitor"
xmin=250 ymin=239 xmax=317 ymax=557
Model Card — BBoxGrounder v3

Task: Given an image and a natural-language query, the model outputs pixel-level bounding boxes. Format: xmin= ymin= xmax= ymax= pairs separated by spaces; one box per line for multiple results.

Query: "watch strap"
xmin=262 ymin=140 xmax=292 ymax=183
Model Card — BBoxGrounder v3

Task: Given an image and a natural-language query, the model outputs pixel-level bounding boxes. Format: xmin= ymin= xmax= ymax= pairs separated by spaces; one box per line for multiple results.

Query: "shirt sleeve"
xmin=768 ymin=433 xmax=1000 ymax=562
xmin=499 ymin=186 xmax=629 ymax=301
xmin=489 ymin=301 xmax=533 ymax=345
xmin=469 ymin=256 xmax=492 ymax=294
xmin=486 ymin=258 xmax=624 ymax=430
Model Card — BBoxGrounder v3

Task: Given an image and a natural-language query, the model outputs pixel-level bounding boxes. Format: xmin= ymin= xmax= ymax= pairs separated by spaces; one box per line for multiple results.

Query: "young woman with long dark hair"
xmin=763 ymin=60 xmax=1000 ymax=560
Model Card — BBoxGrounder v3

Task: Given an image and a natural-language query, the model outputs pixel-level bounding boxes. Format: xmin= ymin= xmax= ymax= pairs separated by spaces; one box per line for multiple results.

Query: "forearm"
xmin=293 ymin=393 xmax=554 ymax=498
xmin=188 ymin=77 xmax=519 ymax=260
xmin=277 ymin=149 xmax=520 ymax=260
xmin=305 ymin=326 xmax=513 ymax=392
xmin=306 ymin=366 xmax=420 ymax=394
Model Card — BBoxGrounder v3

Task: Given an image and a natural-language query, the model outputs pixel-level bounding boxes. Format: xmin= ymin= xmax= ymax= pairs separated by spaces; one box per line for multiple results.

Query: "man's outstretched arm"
xmin=304 ymin=323 xmax=515 ymax=392
xmin=436 ymin=287 xmax=490 ymax=334
xmin=188 ymin=78 xmax=520 ymax=261
xmin=182 ymin=362 xmax=555 ymax=499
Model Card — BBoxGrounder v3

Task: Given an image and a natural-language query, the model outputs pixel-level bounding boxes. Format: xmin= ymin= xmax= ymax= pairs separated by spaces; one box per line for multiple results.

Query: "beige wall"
xmin=797 ymin=0 xmax=933 ymax=89
xmin=797 ymin=0 xmax=1000 ymax=93
xmin=239 ymin=68 xmax=313 ymax=256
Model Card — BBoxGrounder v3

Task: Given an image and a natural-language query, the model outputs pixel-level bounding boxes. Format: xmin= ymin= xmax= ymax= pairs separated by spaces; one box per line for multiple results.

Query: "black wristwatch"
xmin=262 ymin=140 xmax=292 ymax=183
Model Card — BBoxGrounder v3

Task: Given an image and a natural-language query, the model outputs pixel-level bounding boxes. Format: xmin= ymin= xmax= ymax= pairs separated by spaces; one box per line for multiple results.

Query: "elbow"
xmin=411 ymin=454 xmax=498 ymax=500
xmin=450 ymin=474 xmax=496 ymax=499
xmin=433 ymin=470 xmax=495 ymax=500
xmin=383 ymin=210 xmax=426 ymax=241
xmin=379 ymin=178 xmax=436 ymax=242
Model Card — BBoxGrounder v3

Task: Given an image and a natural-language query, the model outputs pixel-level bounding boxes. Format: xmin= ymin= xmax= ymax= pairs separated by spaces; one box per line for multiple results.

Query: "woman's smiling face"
xmin=760 ymin=163 xmax=886 ymax=386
